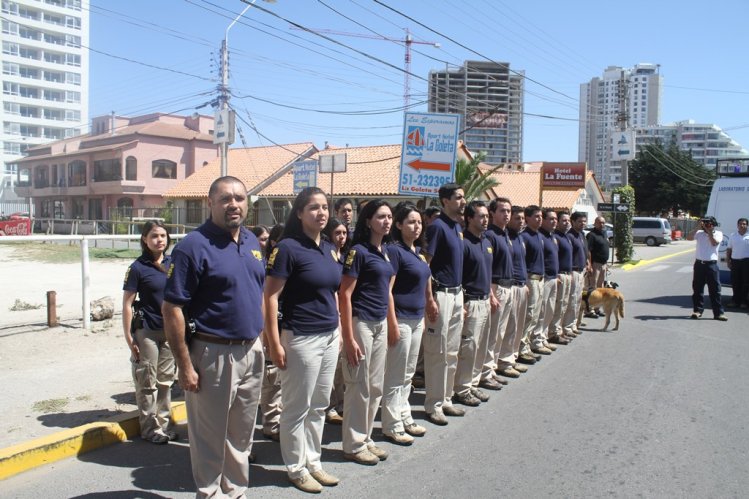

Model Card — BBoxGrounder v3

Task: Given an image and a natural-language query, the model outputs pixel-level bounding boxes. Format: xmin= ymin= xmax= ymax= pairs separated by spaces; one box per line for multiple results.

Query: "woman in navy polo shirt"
xmin=324 ymin=217 xmax=349 ymax=263
xmin=382 ymin=203 xmax=438 ymax=445
xmin=122 ymin=220 xmax=177 ymax=445
xmin=264 ymin=187 xmax=343 ymax=493
xmin=339 ymin=199 xmax=395 ymax=465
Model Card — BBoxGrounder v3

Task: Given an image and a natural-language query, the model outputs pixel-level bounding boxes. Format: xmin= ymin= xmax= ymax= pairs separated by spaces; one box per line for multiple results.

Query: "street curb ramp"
xmin=0 ymin=402 xmax=186 ymax=481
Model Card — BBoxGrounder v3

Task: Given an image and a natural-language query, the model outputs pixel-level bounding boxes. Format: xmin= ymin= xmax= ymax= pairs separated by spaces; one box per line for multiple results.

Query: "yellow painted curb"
xmin=621 ymin=248 xmax=695 ymax=271
xmin=0 ymin=401 xmax=186 ymax=481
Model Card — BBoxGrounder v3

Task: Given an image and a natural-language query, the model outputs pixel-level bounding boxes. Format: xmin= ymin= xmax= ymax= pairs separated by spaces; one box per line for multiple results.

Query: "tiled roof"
xmin=257 ymin=144 xmax=403 ymax=197
xmin=164 ymin=143 xmax=317 ymax=198
xmin=486 ymin=170 xmax=598 ymax=209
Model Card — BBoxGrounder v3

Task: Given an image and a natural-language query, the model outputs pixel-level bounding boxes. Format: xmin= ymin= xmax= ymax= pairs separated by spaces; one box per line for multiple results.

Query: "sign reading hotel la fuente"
xmin=399 ymin=112 xmax=460 ymax=197
xmin=541 ymin=162 xmax=586 ymax=189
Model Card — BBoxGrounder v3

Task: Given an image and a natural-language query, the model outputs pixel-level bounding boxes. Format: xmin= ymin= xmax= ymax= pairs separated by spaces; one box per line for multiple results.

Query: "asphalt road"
xmin=4 ymin=242 xmax=749 ymax=498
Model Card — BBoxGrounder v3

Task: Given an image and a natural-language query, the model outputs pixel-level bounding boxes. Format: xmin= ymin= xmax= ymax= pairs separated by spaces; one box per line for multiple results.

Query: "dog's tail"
xmin=618 ymin=297 xmax=625 ymax=318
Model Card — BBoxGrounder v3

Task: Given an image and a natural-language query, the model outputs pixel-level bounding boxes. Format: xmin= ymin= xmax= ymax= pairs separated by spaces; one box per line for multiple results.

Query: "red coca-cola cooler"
xmin=0 ymin=213 xmax=32 ymax=236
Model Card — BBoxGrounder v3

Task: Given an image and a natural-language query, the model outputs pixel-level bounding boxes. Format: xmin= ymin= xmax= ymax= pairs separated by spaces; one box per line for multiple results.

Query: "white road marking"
xmin=644 ymin=264 xmax=669 ymax=272
xmin=676 ymin=266 xmax=693 ymax=273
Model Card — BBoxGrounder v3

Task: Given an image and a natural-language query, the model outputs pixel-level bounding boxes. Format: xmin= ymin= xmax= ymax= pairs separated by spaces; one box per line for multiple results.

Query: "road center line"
xmin=621 ymin=248 xmax=695 ymax=271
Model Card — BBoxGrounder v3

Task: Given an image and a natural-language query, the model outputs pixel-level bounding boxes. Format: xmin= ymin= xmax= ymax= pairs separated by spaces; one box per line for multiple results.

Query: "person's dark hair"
xmin=511 ymin=205 xmax=524 ymax=216
xmin=140 ymin=220 xmax=172 ymax=271
xmin=556 ymin=210 xmax=570 ymax=219
xmin=738 ymin=217 xmax=748 ymax=225
xmin=323 ymin=217 xmax=349 ymax=252
xmin=334 ymin=198 xmax=353 ymax=212
xmin=425 ymin=206 xmax=441 ymax=218
xmin=571 ymin=211 xmax=587 ymax=222
xmin=464 ymin=200 xmax=487 ymax=222
xmin=208 ymin=175 xmax=246 ymax=198
xmin=251 ymin=224 xmax=269 ymax=239
xmin=489 ymin=197 xmax=511 ymax=213
xmin=438 ymin=183 xmax=463 ymax=207
xmin=352 ymin=198 xmax=392 ymax=246
xmin=524 ymin=204 xmax=541 ymax=218
xmin=542 ymin=208 xmax=557 ymax=220
xmin=282 ymin=186 xmax=327 ymax=240
xmin=391 ymin=202 xmax=423 ymax=246
xmin=267 ymin=223 xmax=285 ymax=259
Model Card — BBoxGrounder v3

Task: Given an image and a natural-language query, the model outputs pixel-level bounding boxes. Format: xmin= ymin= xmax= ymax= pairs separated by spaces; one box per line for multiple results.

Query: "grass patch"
xmin=32 ymin=398 xmax=69 ymax=413
xmin=75 ymin=395 xmax=92 ymax=402
xmin=10 ymin=243 xmax=139 ymax=263
xmin=9 ymin=299 xmax=43 ymax=311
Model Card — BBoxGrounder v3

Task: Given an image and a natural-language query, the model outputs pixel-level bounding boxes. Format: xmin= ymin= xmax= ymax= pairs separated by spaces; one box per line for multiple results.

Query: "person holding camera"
xmin=687 ymin=216 xmax=727 ymax=321
xmin=122 ymin=220 xmax=177 ymax=445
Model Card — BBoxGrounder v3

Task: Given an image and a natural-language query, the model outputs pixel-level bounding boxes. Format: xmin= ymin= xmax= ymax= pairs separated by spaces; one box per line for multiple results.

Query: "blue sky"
xmin=88 ymin=0 xmax=749 ymax=162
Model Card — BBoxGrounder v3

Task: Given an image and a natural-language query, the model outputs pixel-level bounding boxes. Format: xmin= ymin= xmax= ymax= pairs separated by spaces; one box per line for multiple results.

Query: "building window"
xmin=72 ymin=198 xmax=83 ymax=219
xmin=152 ymin=159 xmax=177 ymax=179
xmin=117 ymin=197 xmax=133 ymax=217
xmin=125 ymin=156 xmax=137 ymax=181
xmin=34 ymin=165 xmax=49 ymax=188
xmin=65 ymin=71 xmax=80 ymax=85
xmin=53 ymin=200 xmax=65 ymax=219
xmin=67 ymin=160 xmax=86 ymax=186
xmin=93 ymin=158 xmax=122 ymax=182
xmin=186 ymin=199 xmax=203 ymax=224
xmin=89 ymin=198 xmax=102 ymax=220
xmin=3 ymin=41 xmax=19 ymax=56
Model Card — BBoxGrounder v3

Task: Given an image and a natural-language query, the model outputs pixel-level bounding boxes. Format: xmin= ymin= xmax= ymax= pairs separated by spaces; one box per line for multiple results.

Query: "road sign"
xmin=611 ymin=130 xmax=635 ymax=160
xmin=292 ymin=160 xmax=318 ymax=194
xmin=399 ymin=112 xmax=460 ymax=197
xmin=213 ymin=108 xmax=235 ymax=145
xmin=319 ymin=153 xmax=347 ymax=173
xmin=598 ymin=202 xmax=630 ymax=212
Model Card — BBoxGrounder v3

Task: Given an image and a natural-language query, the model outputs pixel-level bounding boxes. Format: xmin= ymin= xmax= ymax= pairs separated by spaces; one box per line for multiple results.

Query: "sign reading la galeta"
xmin=541 ymin=163 xmax=586 ymax=189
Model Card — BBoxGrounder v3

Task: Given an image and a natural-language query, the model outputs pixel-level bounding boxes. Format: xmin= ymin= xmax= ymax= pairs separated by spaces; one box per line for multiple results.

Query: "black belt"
xmin=513 ymin=281 xmax=526 ymax=287
xmin=433 ymin=280 xmax=462 ymax=293
xmin=492 ymin=278 xmax=514 ymax=287
xmin=529 ymin=273 xmax=543 ymax=281
xmin=558 ymin=270 xmax=571 ymax=275
xmin=193 ymin=332 xmax=257 ymax=346
xmin=695 ymin=259 xmax=717 ymax=265
xmin=464 ymin=293 xmax=489 ymax=301
xmin=572 ymin=267 xmax=583 ymax=271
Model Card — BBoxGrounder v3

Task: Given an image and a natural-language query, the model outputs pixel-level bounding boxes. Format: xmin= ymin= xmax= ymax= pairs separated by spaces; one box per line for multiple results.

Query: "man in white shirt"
xmin=687 ymin=216 xmax=727 ymax=321
xmin=727 ymin=217 xmax=749 ymax=308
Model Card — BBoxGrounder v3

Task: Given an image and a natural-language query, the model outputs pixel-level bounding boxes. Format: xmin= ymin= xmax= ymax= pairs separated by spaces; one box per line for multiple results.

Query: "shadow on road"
xmin=632 ymin=294 xmax=691 ymax=308
xmin=38 ymin=409 xmax=125 ymax=428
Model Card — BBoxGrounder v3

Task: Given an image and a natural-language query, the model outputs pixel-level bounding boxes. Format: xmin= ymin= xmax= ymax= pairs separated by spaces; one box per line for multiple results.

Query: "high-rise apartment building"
xmin=636 ymin=120 xmax=748 ymax=170
xmin=1 ymin=0 xmax=89 ymax=201
xmin=428 ymin=60 xmax=524 ymax=165
xmin=579 ymin=63 xmax=662 ymax=187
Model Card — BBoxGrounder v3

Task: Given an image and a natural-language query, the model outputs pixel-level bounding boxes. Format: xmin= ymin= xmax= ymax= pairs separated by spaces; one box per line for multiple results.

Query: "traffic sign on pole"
xmin=598 ymin=202 xmax=630 ymax=212
xmin=292 ymin=160 xmax=318 ymax=194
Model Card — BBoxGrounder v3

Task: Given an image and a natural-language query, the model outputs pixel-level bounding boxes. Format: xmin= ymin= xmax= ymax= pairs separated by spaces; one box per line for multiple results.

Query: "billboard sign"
xmin=398 ymin=112 xmax=460 ymax=197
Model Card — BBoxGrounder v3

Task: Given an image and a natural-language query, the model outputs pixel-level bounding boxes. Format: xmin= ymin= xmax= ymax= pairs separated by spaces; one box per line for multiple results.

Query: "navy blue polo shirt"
xmin=568 ymin=229 xmax=588 ymax=271
xmin=539 ymin=228 xmax=559 ymax=278
xmin=555 ymin=230 xmax=573 ymax=272
xmin=520 ymin=228 xmax=545 ymax=276
xmin=343 ymin=242 xmax=395 ymax=321
xmin=164 ymin=219 xmax=265 ymax=340
xmin=123 ymin=255 xmax=171 ymax=330
xmin=425 ymin=212 xmax=464 ymax=287
xmin=486 ymin=224 xmax=513 ymax=280
xmin=387 ymin=242 xmax=431 ymax=320
xmin=266 ymin=235 xmax=342 ymax=335
xmin=508 ymin=228 xmax=527 ymax=285
xmin=462 ymin=230 xmax=492 ymax=296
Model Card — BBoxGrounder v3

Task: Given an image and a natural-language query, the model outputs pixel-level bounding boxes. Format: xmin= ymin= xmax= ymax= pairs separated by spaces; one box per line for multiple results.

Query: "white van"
xmin=706 ymin=173 xmax=749 ymax=286
xmin=632 ymin=217 xmax=671 ymax=246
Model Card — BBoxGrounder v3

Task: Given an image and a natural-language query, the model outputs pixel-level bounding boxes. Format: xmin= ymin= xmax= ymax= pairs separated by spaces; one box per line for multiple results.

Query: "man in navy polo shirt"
xmin=454 ymin=200 xmax=496 ymax=407
xmin=538 ymin=209 xmax=567 ymax=348
xmin=564 ymin=212 xmax=589 ymax=337
xmin=423 ymin=183 xmax=466 ymax=426
xmin=507 ymin=206 xmax=537 ymax=370
xmin=163 ymin=176 xmax=265 ymax=498
xmin=549 ymin=211 xmax=576 ymax=341
xmin=520 ymin=205 xmax=551 ymax=357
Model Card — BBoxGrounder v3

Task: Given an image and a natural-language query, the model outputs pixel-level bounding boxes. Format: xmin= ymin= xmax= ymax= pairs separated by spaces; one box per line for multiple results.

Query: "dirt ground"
xmin=0 ymin=244 xmax=151 ymax=449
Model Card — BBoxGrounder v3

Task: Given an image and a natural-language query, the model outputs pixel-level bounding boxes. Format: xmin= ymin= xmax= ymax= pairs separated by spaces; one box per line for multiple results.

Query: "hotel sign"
xmin=541 ymin=163 xmax=586 ymax=189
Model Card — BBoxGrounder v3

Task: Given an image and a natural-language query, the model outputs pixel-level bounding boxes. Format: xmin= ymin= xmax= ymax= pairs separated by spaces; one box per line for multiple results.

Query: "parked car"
xmin=632 ymin=217 xmax=672 ymax=246
xmin=584 ymin=222 xmax=614 ymax=243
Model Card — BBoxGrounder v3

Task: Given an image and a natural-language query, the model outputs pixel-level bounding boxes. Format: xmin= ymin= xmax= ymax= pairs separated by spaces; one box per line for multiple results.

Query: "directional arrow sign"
xmin=615 ymin=203 xmax=630 ymax=212
xmin=597 ymin=203 xmax=615 ymax=212
xmin=407 ymin=159 xmax=451 ymax=172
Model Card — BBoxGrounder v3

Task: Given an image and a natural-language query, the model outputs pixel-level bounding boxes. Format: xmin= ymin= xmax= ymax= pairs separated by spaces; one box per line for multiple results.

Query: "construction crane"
xmin=291 ymin=27 xmax=440 ymax=109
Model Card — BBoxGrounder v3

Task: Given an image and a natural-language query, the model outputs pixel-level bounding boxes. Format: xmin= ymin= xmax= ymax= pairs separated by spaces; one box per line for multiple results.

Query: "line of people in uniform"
xmin=121 ymin=177 xmax=603 ymax=497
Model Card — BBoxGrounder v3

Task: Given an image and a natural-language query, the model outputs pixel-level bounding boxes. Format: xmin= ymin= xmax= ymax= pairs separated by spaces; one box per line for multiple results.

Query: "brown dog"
xmin=579 ymin=288 xmax=625 ymax=331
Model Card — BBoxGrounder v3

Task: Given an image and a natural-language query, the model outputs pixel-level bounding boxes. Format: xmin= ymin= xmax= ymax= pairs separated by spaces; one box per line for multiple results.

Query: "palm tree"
xmin=454 ymin=151 xmax=502 ymax=201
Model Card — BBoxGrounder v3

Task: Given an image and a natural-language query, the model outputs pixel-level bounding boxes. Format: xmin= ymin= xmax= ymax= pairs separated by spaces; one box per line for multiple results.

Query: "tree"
xmin=628 ymin=142 xmax=715 ymax=216
xmin=454 ymin=151 xmax=502 ymax=201
xmin=611 ymin=185 xmax=634 ymax=262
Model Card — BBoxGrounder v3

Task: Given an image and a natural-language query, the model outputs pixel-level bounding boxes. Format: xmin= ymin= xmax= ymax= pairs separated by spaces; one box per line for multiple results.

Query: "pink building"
xmin=14 ymin=113 xmax=217 ymax=220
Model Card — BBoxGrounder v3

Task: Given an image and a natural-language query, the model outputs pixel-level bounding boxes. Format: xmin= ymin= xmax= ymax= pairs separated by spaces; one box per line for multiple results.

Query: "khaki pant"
xmin=586 ymin=261 xmax=607 ymax=292
xmin=186 ymin=338 xmax=263 ymax=499
xmin=424 ymin=289 xmax=463 ymax=415
xmin=260 ymin=362 xmax=282 ymax=435
xmin=510 ymin=285 xmax=529 ymax=363
xmin=132 ymin=327 xmax=175 ymax=439
xmin=326 ymin=356 xmax=345 ymax=415
xmin=535 ymin=278 xmax=558 ymax=348
xmin=549 ymin=273 xmax=572 ymax=338
xmin=342 ymin=318 xmax=387 ymax=454
xmin=279 ymin=328 xmax=339 ymax=480
xmin=563 ymin=270 xmax=585 ymax=334
xmin=492 ymin=285 xmax=516 ymax=371
xmin=381 ymin=317 xmax=424 ymax=434
xmin=454 ymin=298 xmax=489 ymax=396
xmin=521 ymin=279 xmax=543 ymax=354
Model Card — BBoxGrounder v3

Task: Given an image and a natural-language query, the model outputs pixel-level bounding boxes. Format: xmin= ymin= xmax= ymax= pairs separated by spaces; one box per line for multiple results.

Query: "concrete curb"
xmin=0 ymin=401 xmax=187 ymax=481
xmin=621 ymin=248 xmax=695 ymax=271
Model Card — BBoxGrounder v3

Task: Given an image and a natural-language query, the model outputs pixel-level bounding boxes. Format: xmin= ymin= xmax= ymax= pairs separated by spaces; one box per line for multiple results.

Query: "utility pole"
xmin=616 ymin=69 xmax=630 ymax=186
